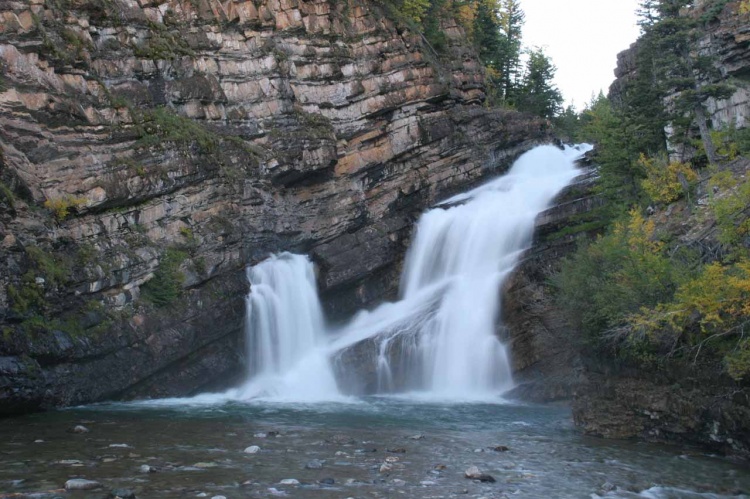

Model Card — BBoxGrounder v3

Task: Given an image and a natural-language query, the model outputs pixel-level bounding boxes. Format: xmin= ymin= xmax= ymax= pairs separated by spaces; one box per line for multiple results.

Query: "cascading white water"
xmin=235 ymin=144 xmax=590 ymax=402
xmin=235 ymin=253 xmax=340 ymax=401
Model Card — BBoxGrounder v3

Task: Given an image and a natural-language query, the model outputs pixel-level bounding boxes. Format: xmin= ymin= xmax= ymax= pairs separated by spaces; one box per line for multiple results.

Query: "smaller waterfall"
xmin=237 ymin=253 xmax=340 ymax=401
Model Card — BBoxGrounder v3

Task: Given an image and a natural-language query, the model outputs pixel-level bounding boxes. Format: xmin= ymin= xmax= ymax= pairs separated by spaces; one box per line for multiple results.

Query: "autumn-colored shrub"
xmin=44 ymin=195 xmax=86 ymax=221
xmin=639 ymin=154 xmax=698 ymax=204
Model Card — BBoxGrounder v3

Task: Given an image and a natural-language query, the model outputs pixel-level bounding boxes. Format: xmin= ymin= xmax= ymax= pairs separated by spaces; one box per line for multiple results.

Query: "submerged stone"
xmin=65 ymin=478 xmax=101 ymax=490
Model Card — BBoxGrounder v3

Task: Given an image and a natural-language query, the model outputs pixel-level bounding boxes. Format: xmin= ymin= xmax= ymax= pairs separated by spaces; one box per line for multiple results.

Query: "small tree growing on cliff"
xmin=400 ymin=0 xmax=431 ymax=23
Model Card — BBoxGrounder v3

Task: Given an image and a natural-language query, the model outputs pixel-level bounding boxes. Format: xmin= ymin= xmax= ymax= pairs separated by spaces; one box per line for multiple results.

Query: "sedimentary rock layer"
xmin=0 ymin=0 xmax=548 ymax=413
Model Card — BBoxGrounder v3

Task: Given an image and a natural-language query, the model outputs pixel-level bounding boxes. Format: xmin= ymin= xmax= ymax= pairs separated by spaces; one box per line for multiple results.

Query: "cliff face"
xmin=609 ymin=1 xmax=750 ymax=134
xmin=0 ymin=0 xmax=548 ymax=414
xmin=502 ymin=166 xmax=603 ymax=402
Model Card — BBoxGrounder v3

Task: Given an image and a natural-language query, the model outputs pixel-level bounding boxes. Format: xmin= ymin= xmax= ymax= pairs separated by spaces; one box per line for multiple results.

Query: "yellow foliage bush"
xmin=400 ymin=0 xmax=431 ymax=23
xmin=628 ymin=259 xmax=750 ymax=379
xmin=553 ymin=209 xmax=682 ymax=347
xmin=44 ymin=195 xmax=86 ymax=221
xmin=639 ymin=154 xmax=698 ymax=204
xmin=455 ymin=3 xmax=477 ymax=36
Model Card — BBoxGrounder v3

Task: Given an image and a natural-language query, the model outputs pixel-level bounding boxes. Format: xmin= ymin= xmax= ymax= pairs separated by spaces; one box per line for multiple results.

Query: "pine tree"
xmin=515 ymin=48 xmax=563 ymax=119
xmin=497 ymin=0 xmax=524 ymax=101
xmin=646 ymin=0 xmax=734 ymax=163
xmin=616 ymin=22 xmax=668 ymax=157
xmin=636 ymin=0 xmax=661 ymax=28
xmin=472 ymin=0 xmax=504 ymax=72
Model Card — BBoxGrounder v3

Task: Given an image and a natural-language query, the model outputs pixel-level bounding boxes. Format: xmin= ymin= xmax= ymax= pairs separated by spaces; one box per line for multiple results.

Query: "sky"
xmin=521 ymin=0 xmax=642 ymax=110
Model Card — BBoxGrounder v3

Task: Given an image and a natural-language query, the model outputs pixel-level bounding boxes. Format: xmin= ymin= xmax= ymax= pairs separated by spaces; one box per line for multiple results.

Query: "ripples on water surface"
xmin=1 ymin=399 xmax=748 ymax=498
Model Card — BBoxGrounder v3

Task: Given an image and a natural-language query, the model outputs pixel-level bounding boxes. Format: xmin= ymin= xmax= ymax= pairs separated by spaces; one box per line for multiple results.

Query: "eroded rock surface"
xmin=503 ymin=165 xmax=603 ymax=402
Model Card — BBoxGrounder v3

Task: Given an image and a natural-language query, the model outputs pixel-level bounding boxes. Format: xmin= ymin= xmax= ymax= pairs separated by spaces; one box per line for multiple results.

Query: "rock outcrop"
xmin=574 ymin=357 xmax=750 ymax=459
xmin=502 ymin=161 xmax=604 ymax=402
xmin=610 ymin=1 xmax=750 ymax=134
xmin=0 ymin=0 xmax=549 ymax=414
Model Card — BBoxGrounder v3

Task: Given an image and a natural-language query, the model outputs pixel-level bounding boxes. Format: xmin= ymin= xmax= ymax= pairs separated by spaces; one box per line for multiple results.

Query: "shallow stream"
xmin=1 ymin=399 xmax=747 ymax=498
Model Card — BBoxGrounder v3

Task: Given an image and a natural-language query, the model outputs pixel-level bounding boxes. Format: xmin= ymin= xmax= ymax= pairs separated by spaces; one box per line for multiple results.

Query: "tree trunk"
xmin=693 ymin=103 xmax=719 ymax=164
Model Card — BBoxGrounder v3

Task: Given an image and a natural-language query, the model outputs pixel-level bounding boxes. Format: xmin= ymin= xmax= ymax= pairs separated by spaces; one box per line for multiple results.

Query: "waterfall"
xmin=235 ymin=144 xmax=590 ymax=402
xmin=235 ymin=253 xmax=340 ymax=401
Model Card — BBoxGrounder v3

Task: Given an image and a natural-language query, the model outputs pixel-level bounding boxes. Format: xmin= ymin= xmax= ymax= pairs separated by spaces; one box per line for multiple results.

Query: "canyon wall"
xmin=0 ymin=0 xmax=549 ymax=414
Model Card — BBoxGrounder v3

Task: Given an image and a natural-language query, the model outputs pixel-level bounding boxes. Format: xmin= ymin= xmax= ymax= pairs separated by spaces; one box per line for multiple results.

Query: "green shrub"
xmin=25 ymin=246 xmax=70 ymax=285
xmin=628 ymin=259 xmax=750 ymax=378
xmin=7 ymin=281 xmax=44 ymax=314
xmin=133 ymin=107 xmax=219 ymax=153
xmin=141 ymin=248 xmax=188 ymax=307
xmin=711 ymin=124 xmax=750 ymax=159
xmin=553 ymin=209 xmax=688 ymax=347
xmin=0 ymin=181 xmax=14 ymax=208
xmin=726 ymin=339 xmax=750 ymax=380
xmin=132 ymin=22 xmax=194 ymax=60
xmin=711 ymin=176 xmax=750 ymax=247
xmin=7 ymin=247 xmax=71 ymax=314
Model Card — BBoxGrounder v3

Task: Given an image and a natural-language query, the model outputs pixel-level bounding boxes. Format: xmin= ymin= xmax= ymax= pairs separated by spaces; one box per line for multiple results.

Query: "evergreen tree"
xmin=515 ymin=48 xmax=563 ymax=119
xmin=579 ymin=93 xmax=645 ymax=207
xmin=636 ymin=0 xmax=661 ymax=28
xmin=497 ymin=0 xmax=524 ymax=101
xmin=472 ymin=0 xmax=504 ymax=72
xmin=646 ymin=0 xmax=734 ymax=163
xmin=616 ymin=24 xmax=668 ymax=157
xmin=553 ymin=104 xmax=581 ymax=140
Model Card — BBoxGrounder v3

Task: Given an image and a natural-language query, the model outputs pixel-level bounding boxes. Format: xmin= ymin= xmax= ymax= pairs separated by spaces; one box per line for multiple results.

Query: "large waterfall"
xmin=234 ymin=144 xmax=589 ymax=401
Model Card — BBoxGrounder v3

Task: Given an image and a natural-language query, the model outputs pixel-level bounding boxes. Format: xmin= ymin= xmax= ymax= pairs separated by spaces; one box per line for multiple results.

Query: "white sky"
xmin=521 ymin=0 xmax=642 ymax=110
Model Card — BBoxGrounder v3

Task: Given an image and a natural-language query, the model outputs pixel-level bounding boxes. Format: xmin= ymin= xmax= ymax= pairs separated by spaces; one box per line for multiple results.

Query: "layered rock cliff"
xmin=610 ymin=0 xmax=750 ymax=137
xmin=0 ymin=0 xmax=548 ymax=414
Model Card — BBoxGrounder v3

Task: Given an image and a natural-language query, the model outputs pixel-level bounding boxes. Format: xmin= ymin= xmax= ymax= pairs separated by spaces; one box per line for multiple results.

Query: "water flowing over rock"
xmin=225 ymin=145 xmax=589 ymax=401
xmin=236 ymin=253 xmax=339 ymax=401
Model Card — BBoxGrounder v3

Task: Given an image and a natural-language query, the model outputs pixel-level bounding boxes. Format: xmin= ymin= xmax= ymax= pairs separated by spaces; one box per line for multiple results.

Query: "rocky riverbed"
xmin=1 ymin=399 xmax=748 ymax=498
